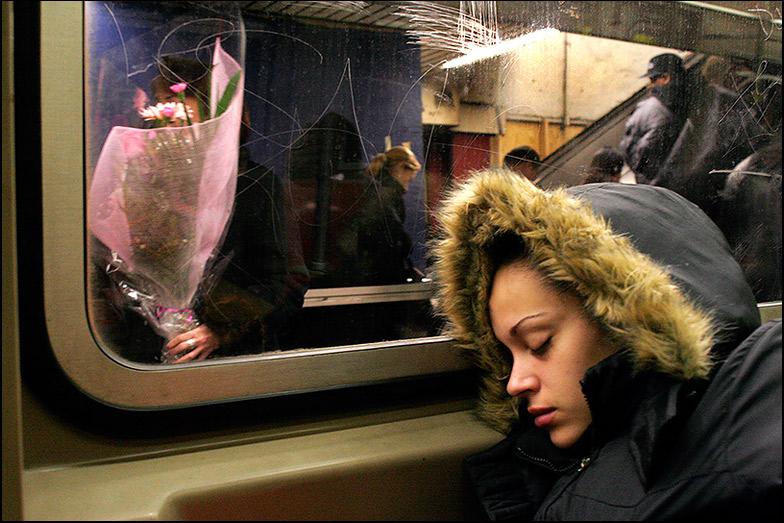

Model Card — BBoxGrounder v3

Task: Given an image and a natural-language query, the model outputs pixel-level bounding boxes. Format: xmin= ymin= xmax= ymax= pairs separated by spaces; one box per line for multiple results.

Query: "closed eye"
xmin=530 ymin=337 xmax=552 ymax=356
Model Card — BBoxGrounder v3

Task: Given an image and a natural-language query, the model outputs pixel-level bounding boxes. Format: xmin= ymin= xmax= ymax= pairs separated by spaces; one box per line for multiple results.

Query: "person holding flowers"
xmin=149 ymin=61 xmax=309 ymax=361
xmin=91 ymin=48 xmax=308 ymax=363
xmin=87 ymin=39 xmax=284 ymax=363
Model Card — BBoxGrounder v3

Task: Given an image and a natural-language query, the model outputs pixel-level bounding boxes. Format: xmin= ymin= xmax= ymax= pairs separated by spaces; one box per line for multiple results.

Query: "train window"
xmin=84 ymin=1 xmax=443 ymax=366
xmin=42 ymin=1 xmax=780 ymax=409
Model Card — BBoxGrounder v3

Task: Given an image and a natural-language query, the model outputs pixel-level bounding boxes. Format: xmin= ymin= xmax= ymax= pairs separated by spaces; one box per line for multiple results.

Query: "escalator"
xmin=537 ymin=54 xmax=707 ymax=189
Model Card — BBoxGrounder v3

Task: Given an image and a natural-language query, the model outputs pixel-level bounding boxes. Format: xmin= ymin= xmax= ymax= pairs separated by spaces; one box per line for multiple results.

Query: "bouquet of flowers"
xmin=88 ymin=38 xmax=243 ymax=362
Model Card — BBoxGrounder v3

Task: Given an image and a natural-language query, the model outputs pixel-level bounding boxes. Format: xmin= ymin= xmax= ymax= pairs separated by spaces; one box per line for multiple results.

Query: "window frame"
xmin=42 ymin=1 xmax=466 ymax=410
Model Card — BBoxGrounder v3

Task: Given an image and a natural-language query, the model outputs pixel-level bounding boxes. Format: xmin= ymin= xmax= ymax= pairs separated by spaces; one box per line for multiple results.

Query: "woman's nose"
xmin=506 ymin=361 xmax=539 ymax=397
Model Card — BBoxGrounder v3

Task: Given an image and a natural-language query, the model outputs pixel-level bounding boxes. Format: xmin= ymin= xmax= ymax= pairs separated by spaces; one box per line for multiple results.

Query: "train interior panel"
xmin=3 ymin=1 xmax=781 ymax=520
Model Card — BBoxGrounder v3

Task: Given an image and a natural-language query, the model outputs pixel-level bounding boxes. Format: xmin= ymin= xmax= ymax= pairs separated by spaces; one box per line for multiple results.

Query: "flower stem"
xmin=178 ymin=92 xmax=194 ymax=127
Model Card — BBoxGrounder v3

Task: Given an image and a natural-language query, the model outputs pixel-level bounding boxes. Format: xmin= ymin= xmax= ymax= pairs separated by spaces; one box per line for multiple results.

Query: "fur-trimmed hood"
xmin=431 ymin=169 xmax=760 ymax=433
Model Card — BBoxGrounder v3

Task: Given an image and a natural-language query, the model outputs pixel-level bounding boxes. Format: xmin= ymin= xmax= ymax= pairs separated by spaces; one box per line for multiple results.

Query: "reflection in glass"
xmin=86 ymin=1 xmax=781 ymax=366
xmin=86 ymin=3 xmax=261 ymax=363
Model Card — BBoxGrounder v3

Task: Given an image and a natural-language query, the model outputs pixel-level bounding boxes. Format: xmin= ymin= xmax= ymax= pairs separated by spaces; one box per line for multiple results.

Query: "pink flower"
xmin=139 ymin=102 xmax=192 ymax=126
xmin=139 ymin=104 xmax=164 ymax=121
xmin=170 ymin=83 xmax=187 ymax=94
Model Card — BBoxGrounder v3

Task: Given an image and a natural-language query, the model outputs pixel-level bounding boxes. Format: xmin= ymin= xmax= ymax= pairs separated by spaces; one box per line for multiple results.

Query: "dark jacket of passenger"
xmin=653 ymin=78 xmax=768 ymax=220
xmin=197 ymin=147 xmax=310 ymax=354
xmin=620 ymin=96 xmax=684 ymax=185
xmin=431 ymin=171 xmax=780 ymax=520
xmin=714 ymin=136 xmax=782 ymax=303
xmin=336 ymin=171 xmax=414 ymax=286
xmin=622 ymin=72 xmax=768 ymax=220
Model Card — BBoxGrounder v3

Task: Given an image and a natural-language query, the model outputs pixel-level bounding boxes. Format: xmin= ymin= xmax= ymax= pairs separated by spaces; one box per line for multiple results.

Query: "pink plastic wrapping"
xmin=88 ymin=38 xmax=243 ymax=349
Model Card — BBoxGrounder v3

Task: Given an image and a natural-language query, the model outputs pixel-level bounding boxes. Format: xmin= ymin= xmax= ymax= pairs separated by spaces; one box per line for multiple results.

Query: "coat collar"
xmin=581 ymin=351 xmax=706 ymax=485
xmin=512 ymin=351 xmax=705 ymax=485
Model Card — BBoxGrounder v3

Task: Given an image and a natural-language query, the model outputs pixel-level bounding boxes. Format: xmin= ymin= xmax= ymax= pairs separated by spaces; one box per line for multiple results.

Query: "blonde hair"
xmin=366 ymin=146 xmax=421 ymax=178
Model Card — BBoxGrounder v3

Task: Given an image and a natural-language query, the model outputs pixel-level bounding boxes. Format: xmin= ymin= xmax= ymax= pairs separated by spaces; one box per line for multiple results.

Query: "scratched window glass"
xmin=85 ymin=1 xmax=781 ymax=366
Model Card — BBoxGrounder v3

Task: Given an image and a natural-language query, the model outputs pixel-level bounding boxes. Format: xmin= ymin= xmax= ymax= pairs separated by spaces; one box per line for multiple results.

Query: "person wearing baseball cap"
xmin=641 ymin=52 xmax=685 ymax=80
xmin=620 ymin=53 xmax=689 ymax=185
xmin=642 ymin=53 xmax=688 ymax=114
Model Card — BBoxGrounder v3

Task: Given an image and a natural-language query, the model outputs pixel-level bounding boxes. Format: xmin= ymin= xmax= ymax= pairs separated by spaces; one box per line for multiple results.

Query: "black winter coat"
xmin=336 ymin=171 xmax=414 ymax=286
xmin=713 ymin=136 xmax=782 ymax=303
xmin=431 ymin=172 xmax=781 ymax=520
xmin=197 ymin=147 xmax=310 ymax=354
xmin=466 ymin=319 xmax=781 ymax=520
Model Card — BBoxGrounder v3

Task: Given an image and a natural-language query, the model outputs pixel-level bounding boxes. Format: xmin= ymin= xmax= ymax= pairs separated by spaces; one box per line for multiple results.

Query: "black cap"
xmin=640 ymin=53 xmax=684 ymax=78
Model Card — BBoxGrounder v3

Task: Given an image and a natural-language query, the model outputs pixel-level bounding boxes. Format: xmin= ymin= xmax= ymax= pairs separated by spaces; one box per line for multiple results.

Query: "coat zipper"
xmin=577 ymin=456 xmax=592 ymax=473
xmin=516 ymin=447 xmax=584 ymax=474
xmin=536 ymin=453 xmax=595 ymax=519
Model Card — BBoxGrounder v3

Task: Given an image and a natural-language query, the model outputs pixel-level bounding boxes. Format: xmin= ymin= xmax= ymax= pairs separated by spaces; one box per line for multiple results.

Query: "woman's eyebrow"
xmin=512 ymin=313 xmax=546 ymax=335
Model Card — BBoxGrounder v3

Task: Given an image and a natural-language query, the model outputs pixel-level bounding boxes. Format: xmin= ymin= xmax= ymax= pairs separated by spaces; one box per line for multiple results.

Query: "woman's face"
xmin=390 ymin=162 xmax=419 ymax=191
xmin=489 ymin=262 xmax=619 ymax=448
